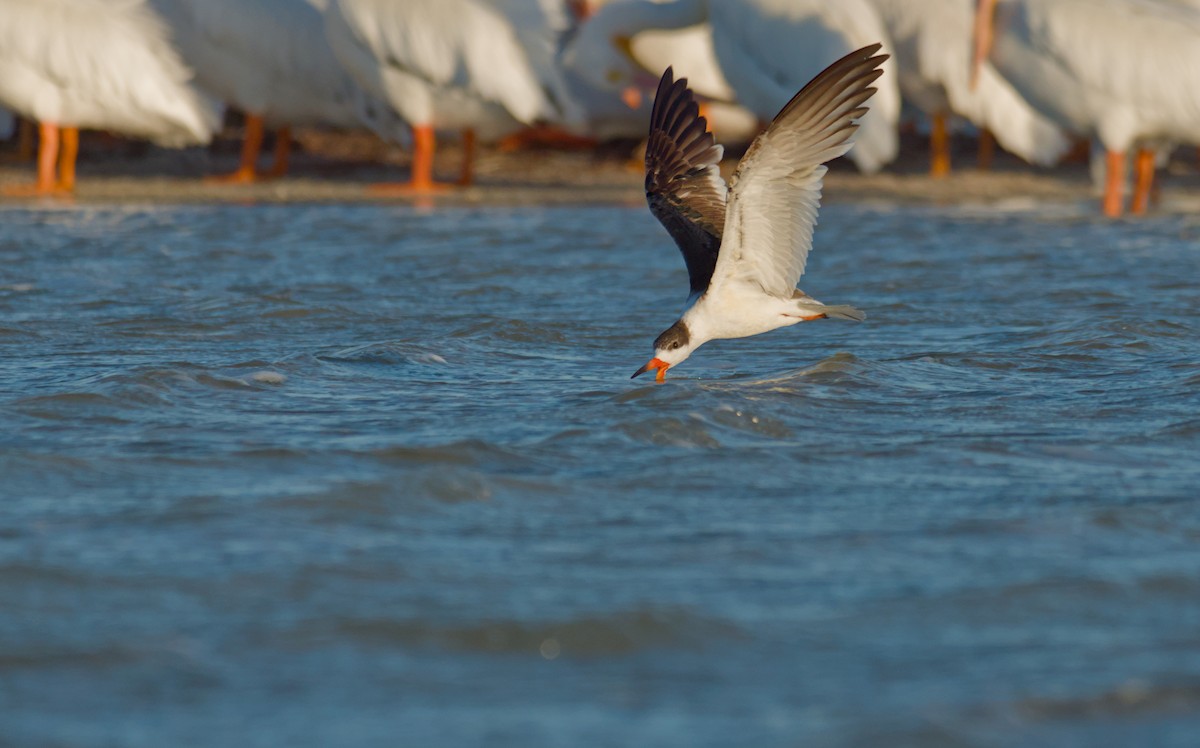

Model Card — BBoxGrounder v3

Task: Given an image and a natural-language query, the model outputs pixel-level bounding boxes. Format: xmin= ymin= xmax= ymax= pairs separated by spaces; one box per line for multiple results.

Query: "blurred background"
xmin=1 ymin=0 xmax=1199 ymax=214
xmin=2 ymin=2 xmax=1200 ymax=747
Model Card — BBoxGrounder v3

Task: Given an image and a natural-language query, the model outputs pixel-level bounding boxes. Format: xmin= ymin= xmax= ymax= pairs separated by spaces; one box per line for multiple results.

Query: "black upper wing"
xmin=644 ymin=67 xmax=729 ymax=299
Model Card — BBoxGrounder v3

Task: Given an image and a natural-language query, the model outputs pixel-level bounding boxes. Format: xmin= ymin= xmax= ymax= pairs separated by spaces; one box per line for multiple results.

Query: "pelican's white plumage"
xmin=565 ymin=0 xmax=701 ymax=95
xmin=562 ymin=2 xmax=758 ymax=140
xmin=325 ymin=0 xmax=556 ymax=189
xmin=153 ymin=0 xmax=380 ymax=131
xmin=0 ymin=0 xmax=217 ymax=147
xmin=152 ymin=0 xmax=403 ymax=180
xmin=977 ymin=0 xmax=1200 ymax=214
xmin=869 ymin=0 xmax=1068 ymax=167
xmin=486 ymin=0 xmax=584 ymax=127
xmin=707 ymin=0 xmax=900 ymax=174
xmin=563 ymin=0 xmax=900 ymax=172
xmin=566 ymin=1 xmax=731 ymax=100
xmin=631 ymin=24 xmax=735 ymax=102
xmin=326 ymin=0 xmax=552 ymax=131
xmin=983 ymin=0 xmax=1200 ymax=151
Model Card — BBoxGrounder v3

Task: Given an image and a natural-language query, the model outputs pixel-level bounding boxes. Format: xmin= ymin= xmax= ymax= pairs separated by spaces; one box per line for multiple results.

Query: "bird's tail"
xmin=798 ymin=303 xmax=865 ymax=322
xmin=822 ymin=305 xmax=866 ymax=322
xmin=794 ymin=293 xmax=866 ymax=322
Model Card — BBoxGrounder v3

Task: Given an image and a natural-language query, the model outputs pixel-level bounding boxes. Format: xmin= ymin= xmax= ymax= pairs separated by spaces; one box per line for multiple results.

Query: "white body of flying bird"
xmin=0 ymin=0 xmax=218 ymax=194
xmin=974 ymin=0 xmax=1200 ymax=216
xmin=325 ymin=0 xmax=556 ymax=192
xmin=152 ymin=0 xmax=400 ymax=182
xmin=869 ymin=0 xmax=1068 ymax=174
xmin=632 ymin=45 xmax=886 ymax=382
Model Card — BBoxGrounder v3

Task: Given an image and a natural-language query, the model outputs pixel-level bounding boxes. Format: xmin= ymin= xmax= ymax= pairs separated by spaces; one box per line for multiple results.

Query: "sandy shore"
xmin=3 ymin=128 xmax=1200 ymax=211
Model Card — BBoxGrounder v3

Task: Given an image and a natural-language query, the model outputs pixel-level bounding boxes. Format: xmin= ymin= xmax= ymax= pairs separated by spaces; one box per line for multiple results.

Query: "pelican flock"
xmin=325 ymin=0 xmax=560 ymax=192
xmin=870 ymin=0 xmax=1069 ymax=176
xmin=152 ymin=0 xmax=399 ymax=182
xmin=973 ymin=0 xmax=1200 ymax=216
xmin=0 ymin=0 xmax=1196 ymax=217
xmin=565 ymin=0 xmax=901 ymax=173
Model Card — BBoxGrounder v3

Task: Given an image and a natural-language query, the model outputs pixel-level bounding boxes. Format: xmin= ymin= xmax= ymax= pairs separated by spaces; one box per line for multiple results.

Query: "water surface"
xmin=2 ymin=202 xmax=1199 ymax=746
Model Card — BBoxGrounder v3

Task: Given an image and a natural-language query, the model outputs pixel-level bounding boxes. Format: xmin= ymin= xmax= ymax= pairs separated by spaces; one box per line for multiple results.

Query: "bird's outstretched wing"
xmin=710 ymin=44 xmax=887 ymax=299
xmin=644 ymin=66 xmax=728 ymax=300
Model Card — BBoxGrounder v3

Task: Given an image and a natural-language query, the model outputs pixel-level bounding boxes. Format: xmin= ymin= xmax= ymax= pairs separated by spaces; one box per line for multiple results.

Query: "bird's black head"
xmin=653 ymin=320 xmax=690 ymax=354
xmin=633 ymin=320 xmax=695 ymax=381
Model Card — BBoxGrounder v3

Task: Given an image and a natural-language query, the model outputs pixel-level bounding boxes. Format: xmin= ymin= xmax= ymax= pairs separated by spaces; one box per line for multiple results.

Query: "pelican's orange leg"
xmin=977 ymin=128 xmax=995 ymax=171
xmin=57 ymin=126 xmax=79 ymax=192
xmin=1130 ymin=148 xmax=1155 ymax=216
xmin=457 ymin=128 xmax=476 ymax=186
xmin=3 ymin=121 xmax=63 ymax=196
xmin=1103 ymin=149 xmax=1125 ymax=218
xmin=264 ymin=126 xmax=291 ymax=179
xmin=208 ymin=113 xmax=264 ymax=184
xmin=369 ymin=124 xmax=451 ymax=195
xmin=930 ymin=112 xmax=951 ymax=178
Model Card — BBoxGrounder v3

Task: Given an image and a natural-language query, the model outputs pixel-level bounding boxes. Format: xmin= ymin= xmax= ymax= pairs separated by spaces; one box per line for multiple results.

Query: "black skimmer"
xmin=632 ymin=44 xmax=887 ymax=383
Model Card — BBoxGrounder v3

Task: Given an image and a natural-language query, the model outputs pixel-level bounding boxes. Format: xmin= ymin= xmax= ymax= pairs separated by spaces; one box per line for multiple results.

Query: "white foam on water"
xmin=250 ymin=371 xmax=287 ymax=385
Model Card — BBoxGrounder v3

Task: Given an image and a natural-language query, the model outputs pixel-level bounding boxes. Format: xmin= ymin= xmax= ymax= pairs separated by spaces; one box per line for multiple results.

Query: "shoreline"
xmin=3 ymin=131 xmax=1200 ymax=211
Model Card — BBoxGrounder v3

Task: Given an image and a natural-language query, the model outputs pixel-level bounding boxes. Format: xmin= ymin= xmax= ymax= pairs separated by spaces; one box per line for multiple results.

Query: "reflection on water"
xmin=2 ymin=203 xmax=1199 ymax=746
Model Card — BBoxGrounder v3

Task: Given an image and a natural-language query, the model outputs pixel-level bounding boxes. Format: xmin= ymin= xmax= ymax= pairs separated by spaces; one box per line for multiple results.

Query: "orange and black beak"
xmin=631 ymin=357 xmax=669 ymax=382
xmin=971 ymin=0 xmax=998 ymax=91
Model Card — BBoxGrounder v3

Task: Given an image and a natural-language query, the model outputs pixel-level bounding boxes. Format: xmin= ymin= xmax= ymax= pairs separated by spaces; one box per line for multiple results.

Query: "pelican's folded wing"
xmin=644 ymin=66 xmax=728 ymax=299
xmin=712 ymin=44 xmax=887 ymax=298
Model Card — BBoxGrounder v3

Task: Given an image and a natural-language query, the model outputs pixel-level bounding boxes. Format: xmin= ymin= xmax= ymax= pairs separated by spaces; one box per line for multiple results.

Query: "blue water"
xmin=2 ymin=202 xmax=1199 ymax=746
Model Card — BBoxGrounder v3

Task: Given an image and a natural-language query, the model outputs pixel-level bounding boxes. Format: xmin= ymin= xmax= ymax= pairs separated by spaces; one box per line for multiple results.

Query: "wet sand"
xmin=3 ymin=128 xmax=1200 ymax=211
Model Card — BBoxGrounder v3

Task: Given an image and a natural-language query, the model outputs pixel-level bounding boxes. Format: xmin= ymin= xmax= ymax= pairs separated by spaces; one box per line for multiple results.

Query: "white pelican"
xmin=325 ymin=0 xmax=556 ymax=193
xmin=562 ymin=0 xmax=901 ymax=173
xmin=709 ymin=0 xmax=900 ymax=173
xmin=869 ymin=0 xmax=1068 ymax=176
xmin=152 ymin=0 xmax=399 ymax=183
xmin=563 ymin=2 xmax=760 ymax=142
xmin=974 ymin=0 xmax=1200 ymax=216
xmin=487 ymin=0 xmax=582 ymax=121
xmin=554 ymin=0 xmax=653 ymax=141
xmin=482 ymin=0 xmax=600 ymax=149
xmin=632 ymin=45 xmax=885 ymax=382
xmin=0 ymin=0 xmax=217 ymax=195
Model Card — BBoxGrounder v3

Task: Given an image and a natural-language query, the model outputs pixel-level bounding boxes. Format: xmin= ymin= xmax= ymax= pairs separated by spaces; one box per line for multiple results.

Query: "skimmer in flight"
xmin=632 ymin=44 xmax=888 ymax=382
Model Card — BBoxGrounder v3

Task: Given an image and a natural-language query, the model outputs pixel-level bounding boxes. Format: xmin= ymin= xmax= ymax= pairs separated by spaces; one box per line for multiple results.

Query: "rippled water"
xmin=2 ymin=201 xmax=1199 ymax=746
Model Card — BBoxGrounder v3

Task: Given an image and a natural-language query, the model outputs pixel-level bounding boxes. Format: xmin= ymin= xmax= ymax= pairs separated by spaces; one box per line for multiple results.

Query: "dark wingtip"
xmin=654 ymin=66 xmax=676 ymax=105
xmin=763 ymin=42 xmax=892 ymax=130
